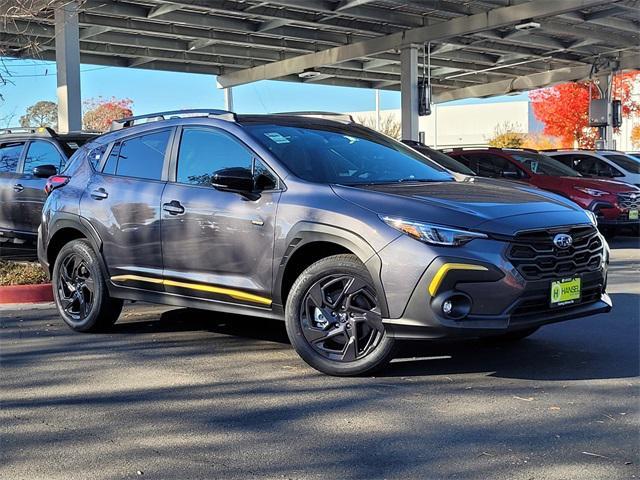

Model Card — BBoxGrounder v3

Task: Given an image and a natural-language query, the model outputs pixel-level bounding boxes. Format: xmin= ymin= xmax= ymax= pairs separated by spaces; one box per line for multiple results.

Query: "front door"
xmin=161 ymin=126 xmax=281 ymax=308
xmin=80 ymin=129 xmax=172 ymax=290
xmin=19 ymin=140 xmax=67 ymax=235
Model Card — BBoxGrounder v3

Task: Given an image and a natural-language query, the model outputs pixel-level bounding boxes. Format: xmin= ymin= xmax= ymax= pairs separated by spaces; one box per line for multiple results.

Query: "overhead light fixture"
xmin=514 ymin=21 xmax=541 ymax=31
xmin=298 ymin=70 xmax=322 ymax=79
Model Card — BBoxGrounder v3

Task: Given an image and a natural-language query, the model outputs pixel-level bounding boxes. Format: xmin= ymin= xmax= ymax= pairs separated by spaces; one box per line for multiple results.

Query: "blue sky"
xmin=0 ymin=58 xmax=528 ymax=123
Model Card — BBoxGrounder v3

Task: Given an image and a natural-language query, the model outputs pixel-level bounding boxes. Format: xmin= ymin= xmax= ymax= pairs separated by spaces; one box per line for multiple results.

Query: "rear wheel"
xmin=285 ymin=254 xmax=395 ymax=376
xmin=52 ymin=239 xmax=123 ymax=332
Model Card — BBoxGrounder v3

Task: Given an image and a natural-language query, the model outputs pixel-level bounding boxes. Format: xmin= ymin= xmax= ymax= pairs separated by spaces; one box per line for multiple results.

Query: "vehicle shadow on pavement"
xmin=110 ymin=292 xmax=638 ymax=382
xmin=112 ymin=307 xmax=291 ymax=344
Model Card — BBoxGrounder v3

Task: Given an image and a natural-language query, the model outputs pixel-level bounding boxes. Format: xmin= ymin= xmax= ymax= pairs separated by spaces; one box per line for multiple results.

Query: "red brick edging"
xmin=0 ymin=283 xmax=54 ymax=304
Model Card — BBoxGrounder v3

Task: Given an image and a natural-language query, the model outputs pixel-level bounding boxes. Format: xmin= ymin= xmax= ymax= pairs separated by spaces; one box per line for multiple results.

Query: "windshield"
xmin=603 ymin=154 xmax=640 ymax=173
xmin=509 ymin=152 xmax=581 ymax=177
xmin=243 ymin=122 xmax=454 ymax=185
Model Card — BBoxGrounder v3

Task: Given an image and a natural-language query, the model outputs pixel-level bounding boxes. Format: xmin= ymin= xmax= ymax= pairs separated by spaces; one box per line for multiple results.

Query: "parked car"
xmin=625 ymin=152 xmax=640 ymax=161
xmin=401 ymin=140 xmax=475 ymax=175
xmin=544 ymin=149 xmax=640 ymax=188
xmin=445 ymin=148 xmax=640 ymax=235
xmin=39 ymin=110 xmax=611 ymax=376
xmin=0 ymin=127 xmax=96 ymax=254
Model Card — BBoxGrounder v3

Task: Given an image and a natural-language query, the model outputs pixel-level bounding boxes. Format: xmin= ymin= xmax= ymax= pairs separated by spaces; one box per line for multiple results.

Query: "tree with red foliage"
xmin=529 ymin=71 xmax=639 ymax=148
xmin=83 ymin=97 xmax=133 ymax=132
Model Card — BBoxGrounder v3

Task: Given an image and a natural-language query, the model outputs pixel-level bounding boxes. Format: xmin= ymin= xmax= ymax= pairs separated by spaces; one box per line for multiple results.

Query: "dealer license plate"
xmin=629 ymin=209 xmax=639 ymax=220
xmin=550 ymin=277 xmax=581 ymax=307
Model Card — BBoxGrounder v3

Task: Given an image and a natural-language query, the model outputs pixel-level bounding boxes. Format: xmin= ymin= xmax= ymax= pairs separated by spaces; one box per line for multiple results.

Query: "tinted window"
xmin=0 ymin=142 xmax=24 ymax=173
xmin=102 ymin=130 xmax=170 ymax=180
xmin=569 ymin=155 xmax=623 ymax=178
xmin=413 ymin=146 xmax=475 ymax=175
xmin=88 ymin=144 xmax=108 ymax=170
xmin=24 ymin=140 xmax=65 ymax=173
xmin=603 ymin=154 xmax=640 ymax=174
xmin=465 ymin=153 xmax=523 ymax=179
xmin=509 ymin=152 xmax=580 ymax=177
xmin=177 ymin=128 xmax=253 ymax=186
xmin=244 ymin=123 xmax=453 ymax=185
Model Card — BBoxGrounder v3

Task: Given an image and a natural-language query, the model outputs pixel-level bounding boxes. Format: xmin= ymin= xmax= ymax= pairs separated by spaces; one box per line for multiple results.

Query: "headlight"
xmin=585 ymin=210 xmax=598 ymax=226
xmin=574 ymin=187 xmax=607 ymax=197
xmin=381 ymin=216 xmax=487 ymax=246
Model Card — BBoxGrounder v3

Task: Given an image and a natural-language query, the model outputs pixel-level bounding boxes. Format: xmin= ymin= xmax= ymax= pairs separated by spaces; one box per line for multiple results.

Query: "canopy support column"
xmin=401 ymin=44 xmax=419 ymax=141
xmin=55 ymin=1 xmax=82 ymax=133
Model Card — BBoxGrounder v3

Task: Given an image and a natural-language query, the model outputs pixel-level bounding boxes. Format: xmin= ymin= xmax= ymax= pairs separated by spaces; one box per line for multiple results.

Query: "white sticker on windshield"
xmin=264 ymin=132 xmax=290 ymax=144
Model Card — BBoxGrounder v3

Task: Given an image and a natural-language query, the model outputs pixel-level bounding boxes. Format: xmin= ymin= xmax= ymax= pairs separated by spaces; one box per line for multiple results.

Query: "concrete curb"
xmin=0 ymin=283 xmax=54 ymax=304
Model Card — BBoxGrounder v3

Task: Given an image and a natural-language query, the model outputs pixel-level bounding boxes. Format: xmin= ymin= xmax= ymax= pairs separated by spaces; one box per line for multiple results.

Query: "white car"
xmin=546 ymin=150 xmax=640 ymax=188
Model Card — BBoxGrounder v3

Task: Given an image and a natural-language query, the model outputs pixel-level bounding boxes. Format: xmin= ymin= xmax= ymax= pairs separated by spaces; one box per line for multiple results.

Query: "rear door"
xmin=19 ymin=139 xmax=67 ymax=234
xmin=0 ymin=141 xmax=26 ymax=235
xmin=81 ymin=128 xmax=173 ymax=288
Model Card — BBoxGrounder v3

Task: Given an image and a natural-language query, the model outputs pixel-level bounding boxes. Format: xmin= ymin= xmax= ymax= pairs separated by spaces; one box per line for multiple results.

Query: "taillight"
xmin=44 ymin=175 xmax=70 ymax=195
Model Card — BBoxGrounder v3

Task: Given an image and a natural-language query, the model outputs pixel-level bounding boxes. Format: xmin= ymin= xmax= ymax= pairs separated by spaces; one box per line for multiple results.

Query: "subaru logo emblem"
xmin=553 ymin=233 xmax=573 ymax=249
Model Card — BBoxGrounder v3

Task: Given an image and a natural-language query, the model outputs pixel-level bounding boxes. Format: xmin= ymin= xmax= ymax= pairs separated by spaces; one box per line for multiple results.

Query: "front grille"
xmin=618 ymin=192 xmax=640 ymax=210
xmin=507 ymin=226 xmax=603 ymax=281
xmin=509 ymin=275 xmax=603 ymax=321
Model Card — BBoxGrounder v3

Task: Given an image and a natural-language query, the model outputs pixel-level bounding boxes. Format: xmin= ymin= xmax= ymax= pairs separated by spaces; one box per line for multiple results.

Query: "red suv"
xmin=445 ymin=148 xmax=640 ymax=234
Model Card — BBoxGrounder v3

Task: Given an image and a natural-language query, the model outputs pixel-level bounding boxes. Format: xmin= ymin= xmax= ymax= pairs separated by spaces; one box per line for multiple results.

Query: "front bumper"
xmin=377 ymin=235 xmax=611 ymax=341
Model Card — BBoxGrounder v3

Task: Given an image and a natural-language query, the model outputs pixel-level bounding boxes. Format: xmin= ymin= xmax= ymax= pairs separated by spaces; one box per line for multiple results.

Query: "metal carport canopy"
xmin=3 ymin=0 xmax=639 ymax=102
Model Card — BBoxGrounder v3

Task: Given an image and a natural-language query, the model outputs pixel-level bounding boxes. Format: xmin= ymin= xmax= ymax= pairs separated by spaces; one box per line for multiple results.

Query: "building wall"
xmin=351 ymin=99 xmax=638 ymax=151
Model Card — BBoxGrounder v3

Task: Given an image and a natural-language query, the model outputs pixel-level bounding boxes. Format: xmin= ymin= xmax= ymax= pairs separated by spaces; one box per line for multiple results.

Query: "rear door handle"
xmin=163 ymin=200 xmax=185 ymax=215
xmin=13 ymin=183 xmax=24 ymax=193
xmin=90 ymin=188 xmax=108 ymax=200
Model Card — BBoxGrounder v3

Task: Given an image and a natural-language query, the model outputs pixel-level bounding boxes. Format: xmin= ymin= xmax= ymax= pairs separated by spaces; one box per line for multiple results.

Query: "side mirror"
xmin=33 ymin=164 xmax=58 ymax=178
xmin=211 ymin=167 xmax=259 ymax=200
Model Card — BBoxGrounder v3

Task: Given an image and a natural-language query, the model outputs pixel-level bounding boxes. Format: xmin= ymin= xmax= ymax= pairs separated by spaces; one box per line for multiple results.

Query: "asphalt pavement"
xmin=1 ymin=236 xmax=638 ymax=480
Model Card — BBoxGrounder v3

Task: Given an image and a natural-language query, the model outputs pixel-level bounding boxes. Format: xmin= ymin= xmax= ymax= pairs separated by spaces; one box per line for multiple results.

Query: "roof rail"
xmin=0 ymin=126 xmax=56 ymax=137
xmin=440 ymin=146 xmax=539 ymax=153
xmin=110 ymin=109 xmax=237 ymax=131
xmin=273 ymin=111 xmax=354 ymax=122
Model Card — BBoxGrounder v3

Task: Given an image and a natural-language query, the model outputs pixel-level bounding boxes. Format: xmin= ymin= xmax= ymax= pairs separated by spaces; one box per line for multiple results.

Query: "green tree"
xmin=19 ymin=101 xmax=58 ymax=129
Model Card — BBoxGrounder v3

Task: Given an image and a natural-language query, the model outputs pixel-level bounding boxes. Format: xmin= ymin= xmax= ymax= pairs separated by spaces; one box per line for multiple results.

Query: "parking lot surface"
xmin=1 ymin=237 xmax=638 ymax=480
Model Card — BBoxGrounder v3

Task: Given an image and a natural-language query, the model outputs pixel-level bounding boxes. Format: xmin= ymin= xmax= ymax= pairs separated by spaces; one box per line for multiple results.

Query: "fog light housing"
xmin=434 ymin=293 xmax=472 ymax=320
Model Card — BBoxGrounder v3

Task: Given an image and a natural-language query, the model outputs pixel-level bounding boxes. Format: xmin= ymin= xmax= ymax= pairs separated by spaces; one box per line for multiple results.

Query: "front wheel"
xmin=52 ymin=239 xmax=123 ymax=332
xmin=285 ymin=254 xmax=395 ymax=376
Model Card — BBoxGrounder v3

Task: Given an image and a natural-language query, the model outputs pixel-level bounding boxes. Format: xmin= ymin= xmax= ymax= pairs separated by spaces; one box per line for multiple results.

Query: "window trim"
xmin=168 ymin=125 xmax=284 ymax=192
xmin=20 ymin=139 xmax=67 ymax=175
xmin=96 ymin=127 xmax=176 ymax=183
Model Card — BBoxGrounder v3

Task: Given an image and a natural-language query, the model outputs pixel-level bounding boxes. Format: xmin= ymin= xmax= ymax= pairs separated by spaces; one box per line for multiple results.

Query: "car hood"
xmin=332 ymin=177 xmax=592 ymax=236
xmin=558 ymin=176 xmax=640 ymax=193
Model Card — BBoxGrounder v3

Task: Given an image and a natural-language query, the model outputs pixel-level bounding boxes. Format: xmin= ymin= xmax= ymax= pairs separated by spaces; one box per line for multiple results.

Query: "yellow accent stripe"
xmin=428 ymin=263 xmax=488 ymax=296
xmin=110 ymin=274 xmax=272 ymax=306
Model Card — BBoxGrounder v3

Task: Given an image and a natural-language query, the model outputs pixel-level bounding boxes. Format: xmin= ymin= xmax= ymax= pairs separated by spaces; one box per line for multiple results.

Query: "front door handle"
xmin=90 ymin=188 xmax=109 ymax=200
xmin=13 ymin=183 xmax=24 ymax=193
xmin=163 ymin=200 xmax=185 ymax=215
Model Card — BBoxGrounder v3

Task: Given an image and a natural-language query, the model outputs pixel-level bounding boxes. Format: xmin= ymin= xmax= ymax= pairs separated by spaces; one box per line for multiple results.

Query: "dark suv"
xmin=38 ymin=110 xmax=611 ymax=376
xmin=0 ymin=127 xmax=96 ymax=256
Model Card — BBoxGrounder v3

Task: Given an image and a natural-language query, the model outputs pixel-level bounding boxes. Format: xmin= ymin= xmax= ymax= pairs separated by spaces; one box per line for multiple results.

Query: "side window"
xmin=88 ymin=144 xmax=108 ymax=170
xmin=551 ymin=154 xmax=574 ymax=168
xmin=254 ymin=159 xmax=278 ymax=190
xmin=593 ymin=158 xmax=623 ymax=178
xmin=24 ymin=140 xmax=65 ymax=173
xmin=102 ymin=130 xmax=171 ymax=181
xmin=0 ymin=142 xmax=25 ymax=173
xmin=473 ymin=154 xmax=522 ymax=178
xmin=177 ymin=128 xmax=253 ymax=186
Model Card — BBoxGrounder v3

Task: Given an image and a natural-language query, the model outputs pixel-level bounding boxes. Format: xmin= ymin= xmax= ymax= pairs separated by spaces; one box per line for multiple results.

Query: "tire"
xmin=52 ymin=239 xmax=123 ymax=332
xmin=285 ymin=254 xmax=395 ymax=376
xmin=484 ymin=327 xmax=539 ymax=344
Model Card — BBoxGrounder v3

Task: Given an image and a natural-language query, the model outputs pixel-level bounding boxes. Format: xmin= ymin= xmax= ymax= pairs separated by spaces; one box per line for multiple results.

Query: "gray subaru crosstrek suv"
xmin=38 ymin=110 xmax=611 ymax=376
